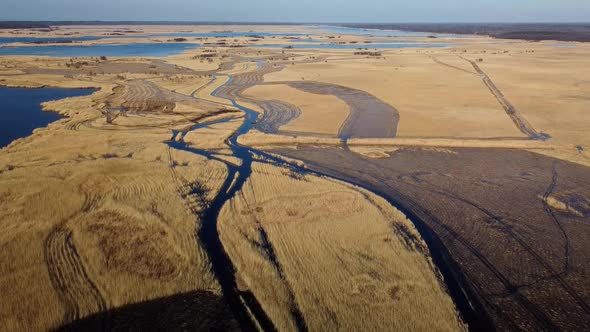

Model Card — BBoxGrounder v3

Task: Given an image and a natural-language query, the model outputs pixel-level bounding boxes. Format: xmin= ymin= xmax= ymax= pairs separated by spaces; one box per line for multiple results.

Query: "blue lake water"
xmin=0 ymin=36 xmax=107 ymax=45
xmin=0 ymin=31 xmax=305 ymax=46
xmin=0 ymin=27 xmax=454 ymax=57
xmin=0 ymin=40 xmax=449 ymax=57
xmin=149 ymin=31 xmax=305 ymax=38
xmin=0 ymin=87 xmax=96 ymax=148
xmin=290 ymin=38 xmax=322 ymax=42
xmin=258 ymin=43 xmax=450 ymax=49
xmin=311 ymin=25 xmax=468 ymax=38
xmin=0 ymin=42 xmax=200 ymax=57
xmin=291 ymin=38 xmax=415 ymax=43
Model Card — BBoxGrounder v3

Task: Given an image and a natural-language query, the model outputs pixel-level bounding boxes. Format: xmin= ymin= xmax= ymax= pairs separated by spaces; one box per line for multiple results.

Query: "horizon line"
xmin=1 ymin=20 xmax=589 ymax=25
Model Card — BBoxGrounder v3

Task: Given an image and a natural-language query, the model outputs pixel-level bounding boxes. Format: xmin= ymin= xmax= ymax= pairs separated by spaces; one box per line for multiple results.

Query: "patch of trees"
xmin=193 ymin=53 xmax=217 ymax=58
xmin=354 ymin=51 xmax=382 ymax=57
xmin=65 ymin=60 xmax=90 ymax=68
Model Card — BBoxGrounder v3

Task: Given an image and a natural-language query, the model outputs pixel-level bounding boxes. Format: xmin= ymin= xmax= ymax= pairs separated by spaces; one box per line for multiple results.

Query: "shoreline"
xmin=0 ymin=85 xmax=98 ymax=149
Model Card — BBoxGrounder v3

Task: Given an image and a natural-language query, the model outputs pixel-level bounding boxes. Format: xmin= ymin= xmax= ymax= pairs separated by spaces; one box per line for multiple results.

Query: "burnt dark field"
xmin=275 ymin=146 xmax=590 ymax=331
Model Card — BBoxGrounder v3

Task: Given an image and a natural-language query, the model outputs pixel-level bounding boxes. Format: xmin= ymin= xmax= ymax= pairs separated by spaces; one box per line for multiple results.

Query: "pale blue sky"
xmin=2 ymin=0 xmax=589 ymax=22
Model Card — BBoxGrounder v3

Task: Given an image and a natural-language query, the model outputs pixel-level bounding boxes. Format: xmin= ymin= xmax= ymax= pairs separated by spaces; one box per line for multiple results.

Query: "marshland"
xmin=1 ymin=15 xmax=590 ymax=332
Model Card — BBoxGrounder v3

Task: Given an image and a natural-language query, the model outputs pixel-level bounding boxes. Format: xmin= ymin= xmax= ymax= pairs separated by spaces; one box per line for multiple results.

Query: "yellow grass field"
xmin=473 ymin=45 xmax=590 ymax=146
xmin=264 ymin=51 xmax=526 ymax=138
xmin=0 ymin=74 xmax=233 ymax=330
xmin=218 ymin=162 xmax=465 ymax=331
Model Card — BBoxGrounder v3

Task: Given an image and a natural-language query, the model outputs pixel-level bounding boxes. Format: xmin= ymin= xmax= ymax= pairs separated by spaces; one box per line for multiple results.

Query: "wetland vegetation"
xmin=1 ymin=22 xmax=589 ymax=331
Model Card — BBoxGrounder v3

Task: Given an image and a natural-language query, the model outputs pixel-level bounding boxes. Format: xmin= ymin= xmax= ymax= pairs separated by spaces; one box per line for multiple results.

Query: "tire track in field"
xmin=541 ymin=162 xmax=571 ymax=274
xmin=400 ymin=173 xmax=590 ymax=321
xmin=44 ymin=225 xmax=107 ymax=327
xmin=255 ymin=100 xmax=301 ymax=134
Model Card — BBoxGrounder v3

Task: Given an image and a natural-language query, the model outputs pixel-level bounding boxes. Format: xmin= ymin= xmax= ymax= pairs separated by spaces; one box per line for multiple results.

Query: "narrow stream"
xmin=167 ymin=67 xmax=290 ymax=331
xmin=167 ymin=59 xmax=481 ymax=331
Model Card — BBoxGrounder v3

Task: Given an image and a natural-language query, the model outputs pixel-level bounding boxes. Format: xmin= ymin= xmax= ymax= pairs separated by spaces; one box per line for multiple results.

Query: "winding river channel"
xmin=165 ymin=59 xmax=483 ymax=330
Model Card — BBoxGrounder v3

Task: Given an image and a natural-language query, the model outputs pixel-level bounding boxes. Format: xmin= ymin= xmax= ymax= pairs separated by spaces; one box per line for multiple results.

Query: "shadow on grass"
xmin=56 ymin=290 xmax=238 ymax=331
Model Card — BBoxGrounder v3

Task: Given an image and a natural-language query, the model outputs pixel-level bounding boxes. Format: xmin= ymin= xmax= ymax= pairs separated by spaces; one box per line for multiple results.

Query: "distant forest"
xmin=342 ymin=23 xmax=590 ymax=42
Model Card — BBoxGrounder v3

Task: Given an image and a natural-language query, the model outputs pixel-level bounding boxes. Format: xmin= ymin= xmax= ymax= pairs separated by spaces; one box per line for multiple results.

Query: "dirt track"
xmin=463 ymin=57 xmax=549 ymax=140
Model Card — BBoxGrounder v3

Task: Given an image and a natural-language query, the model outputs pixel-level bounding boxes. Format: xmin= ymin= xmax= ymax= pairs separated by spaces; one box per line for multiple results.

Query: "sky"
xmin=2 ymin=0 xmax=590 ymax=22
